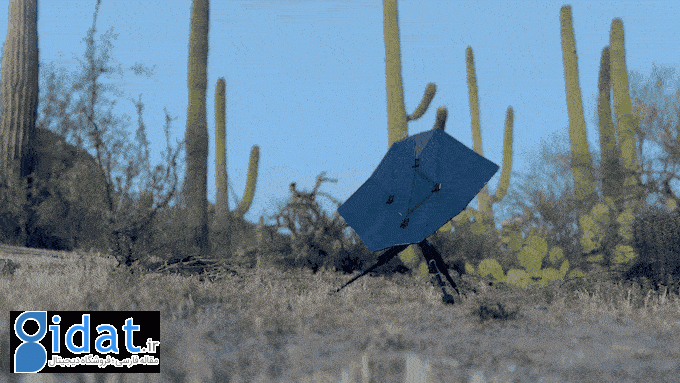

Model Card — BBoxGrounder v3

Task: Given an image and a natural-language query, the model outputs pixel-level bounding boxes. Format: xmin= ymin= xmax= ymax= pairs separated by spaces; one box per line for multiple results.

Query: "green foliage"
xmin=17 ymin=4 xmax=183 ymax=269
xmin=626 ymin=204 xmax=680 ymax=292
xmin=26 ymin=127 xmax=108 ymax=251
xmin=477 ymin=258 xmax=505 ymax=282
xmin=429 ymin=208 xmax=507 ymax=271
xmin=498 ymin=130 xmax=585 ymax=265
xmin=578 ymin=196 xmax=637 ymax=267
xmin=0 ymin=181 xmax=28 ymax=246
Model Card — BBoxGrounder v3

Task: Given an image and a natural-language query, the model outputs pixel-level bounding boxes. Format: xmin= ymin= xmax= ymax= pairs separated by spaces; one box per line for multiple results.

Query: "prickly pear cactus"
xmin=469 ymin=226 xmax=583 ymax=288
xmin=579 ymin=196 xmax=637 ymax=265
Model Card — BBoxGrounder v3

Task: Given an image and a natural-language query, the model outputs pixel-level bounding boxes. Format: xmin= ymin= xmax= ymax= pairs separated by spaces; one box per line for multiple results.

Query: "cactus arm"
xmin=234 ymin=145 xmax=259 ymax=218
xmin=432 ymin=106 xmax=447 ymax=131
xmin=407 ymin=83 xmax=436 ymax=121
xmin=491 ymin=107 xmax=514 ymax=204
xmin=383 ymin=0 xmax=437 ymax=148
xmin=560 ymin=5 xmax=597 ymax=211
xmin=214 ymin=76 xmax=260 ymax=220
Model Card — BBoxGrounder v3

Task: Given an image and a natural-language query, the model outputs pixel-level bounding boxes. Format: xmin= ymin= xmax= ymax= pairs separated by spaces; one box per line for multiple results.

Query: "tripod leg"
xmin=426 ymin=258 xmax=455 ymax=304
xmin=335 ymin=244 xmax=409 ymax=293
xmin=418 ymin=239 xmax=460 ymax=298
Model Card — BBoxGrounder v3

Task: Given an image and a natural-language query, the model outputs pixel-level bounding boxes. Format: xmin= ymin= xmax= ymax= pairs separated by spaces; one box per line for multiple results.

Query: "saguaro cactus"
xmin=465 ymin=47 xmax=514 ymax=228
xmin=596 ymin=46 xmax=624 ymax=208
xmin=382 ymin=0 xmax=437 ymax=270
xmin=0 ymin=0 xmax=39 ymax=186
xmin=610 ymin=18 xmax=641 ymax=206
xmin=215 ymin=78 xmax=229 ymax=224
xmin=383 ymin=0 xmax=408 ymax=146
xmin=560 ymin=5 xmax=597 ymax=213
xmin=214 ymin=78 xmax=230 ymax=256
xmin=0 ymin=0 xmax=39 ymax=185
xmin=183 ymin=0 xmax=210 ymax=257
xmin=213 ymin=79 xmax=259 ymax=219
xmin=0 ymin=0 xmax=39 ymax=245
xmin=558 ymin=7 xmax=640 ymax=267
xmin=214 ymin=77 xmax=260 ymax=258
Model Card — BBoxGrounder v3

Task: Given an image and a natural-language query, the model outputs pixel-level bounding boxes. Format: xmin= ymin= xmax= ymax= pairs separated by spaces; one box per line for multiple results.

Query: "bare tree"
xmin=629 ymin=65 xmax=680 ymax=207
xmin=34 ymin=0 xmax=182 ymax=266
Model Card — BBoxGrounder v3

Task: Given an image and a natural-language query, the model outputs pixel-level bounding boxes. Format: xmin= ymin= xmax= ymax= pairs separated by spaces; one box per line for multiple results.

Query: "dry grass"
xmin=1 ymin=249 xmax=679 ymax=382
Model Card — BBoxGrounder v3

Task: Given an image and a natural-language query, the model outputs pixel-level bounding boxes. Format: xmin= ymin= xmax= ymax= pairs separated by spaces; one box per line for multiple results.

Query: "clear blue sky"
xmin=1 ymin=1 xmax=678 ymax=228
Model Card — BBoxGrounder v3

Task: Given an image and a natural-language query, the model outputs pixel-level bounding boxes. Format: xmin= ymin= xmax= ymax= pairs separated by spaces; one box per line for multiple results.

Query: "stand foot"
xmin=420 ymin=239 xmax=460 ymax=303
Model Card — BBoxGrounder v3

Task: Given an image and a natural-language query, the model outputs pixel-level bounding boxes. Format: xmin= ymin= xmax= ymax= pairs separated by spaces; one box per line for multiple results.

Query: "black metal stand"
xmin=334 ymin=243 xmax=409 ymax=293
xmin=335 ymin=239 xmax=460 ymax=304
xmin=419 ymin=239 xmax=459 ymax=303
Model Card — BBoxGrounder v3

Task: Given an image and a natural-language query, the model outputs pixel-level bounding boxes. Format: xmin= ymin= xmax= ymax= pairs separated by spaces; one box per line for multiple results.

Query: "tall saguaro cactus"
xmin=466 ymin=47 xmax=490 ymax=219
xmin=214 ymin=78 xmax=230 ymax=253
xmin=465 ymin=47 xmax=514 ymax=227
xmin=382 ymin=0 xmax=437 ymax=269
xmin=383 ymin=0 xmax=408 ymax=147
xmin=557 ymin=7 xmax=641 ymax=267
xmin=0 ymin=0 xmax=39 ymax=190
xmin=596 ymin=46 xmax=624 ymax=207
xmin=383 ymin=0 xmax=435 ymax=148
xmin=610 ymin=18 xmax=641 ymax=206
xmin=183 ymin=0 xmax=210 ymax=257
xmin=560 ymin=5 xmax=597 ymax=213
xmin=214 ymin=77 xmax=260 ymax=258
xmin=0 ymin=0 xmax=39 ymax=246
